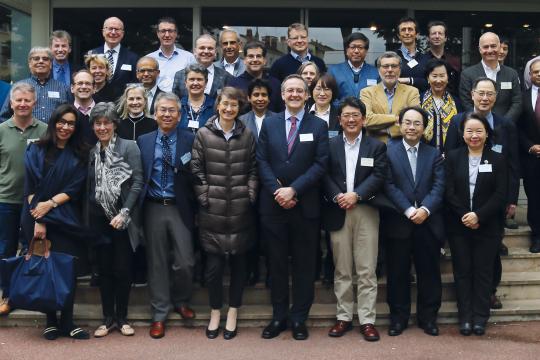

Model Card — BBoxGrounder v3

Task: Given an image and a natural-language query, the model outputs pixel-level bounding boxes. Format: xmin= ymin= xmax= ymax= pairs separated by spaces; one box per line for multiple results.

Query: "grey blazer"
xmin=214 ymin=58 xmax=246 ymax=77
xmin=84 ymin=137 xmax=144 ymax=251
xmin=172 ymin=65 xmax=233 ymax=99
xmin=239 ymin=110 xmax=276 ymax=142
xmin=459 ymin=62 xmax=522 ymax=122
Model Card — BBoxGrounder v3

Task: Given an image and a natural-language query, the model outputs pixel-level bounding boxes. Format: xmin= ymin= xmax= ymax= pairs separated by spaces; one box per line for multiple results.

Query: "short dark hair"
xmin=459 ymin=112 xmax=494 ymax=148
xmin=424 ymin=58 xmax=451 ymax=79
xmin=397 ymin=16 xmax=419 ymax=33
xmin=343 ymin=32 xmax=370 ymax=55
xmin=157 ymin=17 xmax=177 ymax=30
xmin=398 ymin=106 xmax=430 ymax=128
xmin=427 ymin=20 xmax=447 ymax=36
xmin=247 ymin=78 xmax=272 ymax=97
xmin=310 ymin=73 xmax=338 ymax=104
xmin=499 ymin=36 xmax=510 ymax=46
xmin=243 ymin=41 xmax=267 ymax=57
xmin=338 ymin=97 xmax=366 ymax=117
xmin=472 ymin=76 xmax=497 ymax=91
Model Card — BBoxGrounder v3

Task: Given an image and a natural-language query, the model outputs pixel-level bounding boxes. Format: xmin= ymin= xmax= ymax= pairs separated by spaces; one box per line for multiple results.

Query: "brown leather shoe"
xmin=328 ymin=320 xmax=352 ymax=337
xmin=149 ymin=321 xmax=165 ymax=339
xmin=360 ymin=323 xmax=380 ymax=342
xmin=175 ymin=305 xmax=196 ymax=319
xmin=0 ymin=298 xmax=11 ymax=316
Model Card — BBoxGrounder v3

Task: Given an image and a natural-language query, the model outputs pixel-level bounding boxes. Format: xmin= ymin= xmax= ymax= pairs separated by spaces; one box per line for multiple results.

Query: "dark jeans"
xmin=0 ymin=202 xmax=22 ymax=259
xmin=206 ymin=252 xmax=247 ymax=309
xmin=96 ymin=229 xmax=133 ymax=321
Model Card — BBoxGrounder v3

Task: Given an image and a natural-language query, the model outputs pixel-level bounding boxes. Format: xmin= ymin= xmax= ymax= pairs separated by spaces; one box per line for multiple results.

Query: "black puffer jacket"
xmin=191 ymin=116 xmax=258 ymax=255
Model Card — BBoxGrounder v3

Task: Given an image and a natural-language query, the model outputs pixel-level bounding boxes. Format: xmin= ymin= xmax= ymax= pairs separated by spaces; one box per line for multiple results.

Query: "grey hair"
xmin=154 ymin=92 xmax=180 ymax=113
xmin=185 ymin=63 xmax=209 ymax=82
xmin=281 ymin=74 xmax=309 ymax=93
xmin=376 ymin=51 xmax=402 ymax=68
xmin=90 ymin=102 xmax=121 ymax=127
xmin=9 ymin=82 xmax=36 ymax=100
xmin=28 ymin=46 xmax=53 ymax=61
xmin=219 ymin=28 xmax=240 ymax=43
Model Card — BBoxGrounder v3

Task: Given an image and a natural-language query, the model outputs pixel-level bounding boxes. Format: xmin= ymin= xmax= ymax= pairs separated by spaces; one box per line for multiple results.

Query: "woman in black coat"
xmin=445 ymin=112 xmax=508 ymax=336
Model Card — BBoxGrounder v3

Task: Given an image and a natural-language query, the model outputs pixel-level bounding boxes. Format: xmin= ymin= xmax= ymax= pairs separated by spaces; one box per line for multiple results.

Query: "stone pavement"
xmin=1 ymin=321 xmax=540 ymax=360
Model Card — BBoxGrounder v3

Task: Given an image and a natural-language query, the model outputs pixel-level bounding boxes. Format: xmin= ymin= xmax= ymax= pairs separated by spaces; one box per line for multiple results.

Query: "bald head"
xmin=136 ymin=56 xmax=160 ymax=89
xmin=102 ymin=17 xmax=125 ymax=48
xmin=478 ymin=32 xmax=500 ymax=65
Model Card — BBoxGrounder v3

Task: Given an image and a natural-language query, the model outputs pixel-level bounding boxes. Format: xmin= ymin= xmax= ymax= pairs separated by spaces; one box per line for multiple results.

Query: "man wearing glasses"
xmin=360 ymin=51 xmax=420 ymax=143
xmin=270 ymin=23 xmax=327 ymax=82
xmin=87 ymin=17 xmax=138 ymax=98
xmin=136 ymin=56 xmax=164 ymax=116
xmin=0 ymin=47 xmax=72 ymax=123
xmin=146 ymin=17 xmax=196 ymax=92
xmin=329 ymin=32 xmax=379 ymax=100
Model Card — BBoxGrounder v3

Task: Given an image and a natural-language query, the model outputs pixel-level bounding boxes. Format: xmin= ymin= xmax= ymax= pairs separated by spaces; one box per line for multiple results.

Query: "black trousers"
xmin=449 ymin=232 xmax=501 ymax=324
xmin=261 ymin=210 xmax=319 ymax=323
xmin=523 ymin=157 xmax=540 ymax=238
xmin=96 ymin=229 xmax=133 ymax=321
xmin=206 ymin=252 xmax=247 ymax=309
xmin=386 ymin=225 xmax=442 ymax=325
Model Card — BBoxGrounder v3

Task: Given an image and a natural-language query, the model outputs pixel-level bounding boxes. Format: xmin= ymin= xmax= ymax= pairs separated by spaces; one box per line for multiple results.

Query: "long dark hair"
xmin=37 ymin=104 xmax=89 ymax=162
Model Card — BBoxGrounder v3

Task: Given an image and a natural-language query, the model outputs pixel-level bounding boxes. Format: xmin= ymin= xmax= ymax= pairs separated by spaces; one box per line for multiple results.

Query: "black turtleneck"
xmin=116 ymin=114 xmax=157 ymax=141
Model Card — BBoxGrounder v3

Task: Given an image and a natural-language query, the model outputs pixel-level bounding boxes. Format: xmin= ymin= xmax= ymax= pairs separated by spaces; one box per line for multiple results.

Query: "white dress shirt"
xmin=309 ymin=103 xmax=330 ymax=126
xmin=255 ymin=113 xmax=265 ymax=135
xmin=205 ymin=64 xmax=215 ymax=95
xmin=481 ymin=60 xmax=500 ymax=82
xmin=223 ymin=57 xmax=240 ymax=76
xmin=344 ymin=132 xmax=362 ymax=193
xmin=532 ymin=85 xmax=539 ymax=110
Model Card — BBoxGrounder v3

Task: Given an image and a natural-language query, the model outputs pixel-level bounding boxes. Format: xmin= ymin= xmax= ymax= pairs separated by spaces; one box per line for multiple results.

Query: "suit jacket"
xmin=444 ymin=111 xmax=520 ymax=204
xmin=328 ymin=61 xmax=380 ymax=100
xmin=239 ymin=110 xmax=276 ymax=142
xmin=445 ymin=147 xmax=508 ymax=237
xmin=322 ymin=132 xmax=387 ymax=231
xmin=172 ymin=66 xmax=233 ymax=99
xmin=88 ymin=45 xmax=139 ymax=100
xmin=137 ymin=126 xmax=196 ymax=230
xmin=360 ymin=83 xmax=420 ymax=142
xmin=214 ymin=58 xmax=246 ymax=77
xmin=383 ymin=141 xmax=445 ymax=241
xmin=517 ymin=88 xmax=540 ymax=155
xmin=256 ymin=111 xmax=329 ymax=218
xmin=149 ymin=86 xmax=164 ymax=116
xmin=459 ymin=62 xmax=522 ymax=122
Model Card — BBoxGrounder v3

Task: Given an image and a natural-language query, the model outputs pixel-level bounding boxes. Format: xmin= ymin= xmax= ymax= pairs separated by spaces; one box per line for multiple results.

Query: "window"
xmin=0 ymin=4 xmax=31 ymax=82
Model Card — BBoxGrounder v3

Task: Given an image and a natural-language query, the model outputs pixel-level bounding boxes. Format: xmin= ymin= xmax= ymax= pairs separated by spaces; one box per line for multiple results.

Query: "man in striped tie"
xmin=256 ymin=74 xmax=329 ymax=340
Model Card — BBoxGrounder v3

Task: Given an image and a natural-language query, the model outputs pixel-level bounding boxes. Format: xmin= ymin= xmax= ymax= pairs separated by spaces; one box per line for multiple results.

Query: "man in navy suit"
xmin=384 ymin=106 xmax=445 ymax=337
xmin=87 ymin=17 xmax=138 ymax=100
xmin=328 ymin=32 xmax=379 ymax=100
xmin=137 ymin=92 xmax=196 ymax=339
xmin=257 ymin=74 xmax=329 ymax=340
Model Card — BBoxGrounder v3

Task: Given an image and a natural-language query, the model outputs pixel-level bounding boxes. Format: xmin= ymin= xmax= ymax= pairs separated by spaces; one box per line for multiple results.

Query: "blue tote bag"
xmin=0 ymin=238 xmax=74 ymax=313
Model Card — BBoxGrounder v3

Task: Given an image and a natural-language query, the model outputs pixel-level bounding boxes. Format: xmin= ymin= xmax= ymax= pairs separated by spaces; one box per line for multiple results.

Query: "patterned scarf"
xmin=422 ymin=89 xmax=458 ymax=149
xmin=93 ymin=134 xmax=132 ymax=220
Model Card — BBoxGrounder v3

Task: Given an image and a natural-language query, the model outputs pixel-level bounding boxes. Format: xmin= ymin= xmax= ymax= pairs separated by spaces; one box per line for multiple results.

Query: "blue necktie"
xmin=161 ymin=135 xmax=172 ymax=192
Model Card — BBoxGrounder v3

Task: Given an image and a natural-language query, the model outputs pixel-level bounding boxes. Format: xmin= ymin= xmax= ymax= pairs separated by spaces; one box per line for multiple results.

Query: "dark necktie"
xmin=161 ymin=135 xmax=172 ymax=192
xmin=287 ymin=116 xmax=298 ymax=154
xmin=106 ymin=49 xmax=116 ymax=79
xmin=535 ymin=88 xmax=540 ymax=125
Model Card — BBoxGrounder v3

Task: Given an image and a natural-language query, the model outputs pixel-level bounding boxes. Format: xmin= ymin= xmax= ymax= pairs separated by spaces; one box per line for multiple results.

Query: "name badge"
xmin=500 ymin=82 xmax=512 ymax=90
xmin=299 ymin=133 xmax=313 ymax=142
xmin=407 ymin=59 xmax=418 ymax=68
xmin=48 ymin=91 xmax=60 ymax=98
xmin=360 ymin=157 xmax=374 ymax=167
xmin=367 ymin=79 xmax=377 ymax=86
xmin=328 ymin=130 xmax=339 ymax=139
xmin=27 ymin=138 xmax=39 ymax=145
xmin=188 ymin=120 xmax=199 ymax=129
xmin=491 ymin=144 xmax=503 ymax=153
xmin=479 ymin=163 xmax=492 ymax=173
xmin=181 ymin=152 xmax=192 ymax=165
xmin=120 ymin=64 xmax=132 ymax=71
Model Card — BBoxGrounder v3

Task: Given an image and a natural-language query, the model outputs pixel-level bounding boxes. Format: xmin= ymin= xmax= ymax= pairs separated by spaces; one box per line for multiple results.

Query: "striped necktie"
xmin=106 ymin=49 xmax=116 ymax=79
xmin=287 ymin=116 xmax=298 ymax=154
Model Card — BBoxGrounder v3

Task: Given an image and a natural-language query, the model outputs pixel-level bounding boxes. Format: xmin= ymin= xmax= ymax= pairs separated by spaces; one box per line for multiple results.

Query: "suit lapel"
xmin=472 ymin=150 xmax=490 ymax=202
xmin=247 ymin=112 xmax=259 ymax=141
xmin=142 ymin=131 xmax=158 ymax=183
xmin=336 ymin=136 xmax=347 ymax=180
xmin=354 ymin=136 xmax=369 ymax=184
xmin=375 ymin=84 xmax=389 ymax=114
xmin=414 ymin=142 xmax=428 ymax=187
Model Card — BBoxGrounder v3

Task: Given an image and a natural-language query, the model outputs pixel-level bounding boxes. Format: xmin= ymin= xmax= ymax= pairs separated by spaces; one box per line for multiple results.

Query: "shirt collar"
xmin=7 ymin=117 xmax=40 ymax=128
xmin=53 ymin=60 xmax=68 ymax=70
xmin=104 ymin=43 xmax=121 ymax=53
xmin=402 ymin=138 xmax=420 ymax=152
xmin=74 ymin=100 xmax=96 ymax=115
xmin=214 ymin=118 xmax=236 ymax=133
xmin=481 ymin=60 xmax=500 ymax=73
xmin=148 ymin=84 xmax=158 ymax=96
xmin=309 ymin=103 xmax=330 ymax=116
xmin=532 ymin=84 xmax=539 ymax=93
xmin=285 ymin=108 xmax=305 ymax=122
xmin=158 ymin=47 xmax=180 ymax=59
xmin=290 ymin=50 xmax=311 ymax=62
xmin=347 ymin=60 xmax=363 ymax=72
xmin=206 ymin=64 xmax=215 ymax=75
xmin=223 ymin=57 xmax=239 ymax=66
xmin=383 ymin=82 xmax=398 ymax=94
xmin=343 ymin=131 xmax=362 ymax=146
xmin=158 ymin=126 xmax=178 ymax=141
xmin=400 ymin=45 xmax=417 ymax=59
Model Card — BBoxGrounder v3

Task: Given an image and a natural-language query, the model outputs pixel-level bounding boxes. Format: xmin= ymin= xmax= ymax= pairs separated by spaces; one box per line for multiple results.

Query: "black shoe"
xmin=505 ymin=218 xmax=518 ymax=229
xmin=42 ymin=326 xmax=60 ymax=340
xmin=261 ymin=320 xmax=287 ymax=339
xmin=473 ymin=323 xmax=486 ymax=336
xmin=499 ymin=243 xmax=509 ymax=256
xmin=245 ymin=271 xmax=259 ymax=286
xmin=388 ymin=321 xmax=407 ymax=336
xmin=490 ymin=294 xmax=503 ymax=309
xmin=530 ymin=239 xmax=540 ymax=253
xmin=90 ymin=272 xmax=100 ymax=287
xmin=223 ymin=327 xmax=237 ymax=340
xmin=206 ymin=326 xmax=220 ymax=339
xmin=64 ymin=327 xmax=90 ymax=340
xmin=418 ymin=321 xmax=439 ymax=336
xmin=291 ymin=321 xmax=308 ymax=340
xmin=459 ymin=322 xmax=472 ymax=336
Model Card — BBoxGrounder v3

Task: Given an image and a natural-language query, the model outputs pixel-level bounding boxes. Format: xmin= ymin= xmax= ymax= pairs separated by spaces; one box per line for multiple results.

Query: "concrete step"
xmin=500 ymin=226 xmax=532 ymax=248
xmin=3 ymin=299 xmax=540 ymax=328
xmin=441 ymin=247 xmax=540 ymax=273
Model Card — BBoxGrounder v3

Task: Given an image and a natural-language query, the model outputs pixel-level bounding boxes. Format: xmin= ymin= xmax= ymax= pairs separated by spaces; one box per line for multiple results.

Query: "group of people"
xmin=0 ymin=14 xmax=539 ymax=345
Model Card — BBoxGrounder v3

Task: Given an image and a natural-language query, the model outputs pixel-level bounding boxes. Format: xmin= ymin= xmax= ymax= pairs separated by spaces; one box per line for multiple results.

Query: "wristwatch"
xmin=49 ymin=199 xmax=58 ymax=208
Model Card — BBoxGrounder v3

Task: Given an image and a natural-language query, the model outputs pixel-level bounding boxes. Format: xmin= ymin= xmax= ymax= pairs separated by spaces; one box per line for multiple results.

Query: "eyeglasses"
xmin=313 ymin=86 xmax=331 ymax=93
xmin=403 ymin=120 xmax=424 ymax=128
xmin=74 ymin=81 xmax=93 ymax=87
xmin=380 ymin=64 xmax=400 ymax=69
xmin=157 ymin=107 xmax=178 ymax=114
xmin=348 ymin=45 xmax=367 ymax=51
xmin=157 ymin=29 xmax=176 ymax=34
xmin=57 ymin=120 xmax=76 ymax=128
xmin=340 ymin=113 xmax=362 ymax=119
xmin=137 ymin=68 xmax=158 ymax=74
xmin=473 ymin=90 xmax=497 ymax=98
xmin=103 ymin=27 xmax=124 ymax=33
xmin=30 ymin=56 xmax=51 ymax=62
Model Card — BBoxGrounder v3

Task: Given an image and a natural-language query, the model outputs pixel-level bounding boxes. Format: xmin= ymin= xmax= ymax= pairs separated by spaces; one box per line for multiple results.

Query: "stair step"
xmin=441 ymin=247 xmax=540 ymax=273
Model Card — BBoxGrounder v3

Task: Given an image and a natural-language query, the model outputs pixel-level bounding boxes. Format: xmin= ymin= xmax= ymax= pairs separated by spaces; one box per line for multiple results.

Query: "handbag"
xmin=0 ymin=238 xmax=75 ymax=313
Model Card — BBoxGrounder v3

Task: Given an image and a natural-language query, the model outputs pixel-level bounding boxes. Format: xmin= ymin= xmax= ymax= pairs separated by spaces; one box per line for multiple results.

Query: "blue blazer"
xmin=256 ymin=111 xmax=329 ymax=218
xmin=384 ymin=140 xmax=445 ymax=241
xmin=328 ymin=61 xmax=379 ymax=100
xmin=137 ymin=126 xmax=196 ymax=230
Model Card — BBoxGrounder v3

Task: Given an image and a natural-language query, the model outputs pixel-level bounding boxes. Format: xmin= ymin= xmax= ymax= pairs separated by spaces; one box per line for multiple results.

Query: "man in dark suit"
xmin=395 ymin=17 xmax=430 ymax=93
xmin=323 ymin=97 xmax=386 ymax=341
xmin=517 ymin=59 xmax=540 ymax=252
xmin=87 ymin=17 xmax=138 ymax=100
xmin=459 ymin=32 xmax=522 ymax=122
xmin=172 ymin=34 xmax=232 ymax=99
xmin=137 ymin=92 xmax=196 ymax=339
xmin=257 ymin=74 xmax=329 ymax=340
xmin=384 ymin=106 xmax=445 ymax=337
xmin=136 ymin=56 xmax=163 ymax=117
xmin=239 ymin=78 xmax=275 ymax=141
xmin=446 ymin=77 xmax=520 ymax=310
xmin=214 ymin=29 xmax=245 ymax=77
